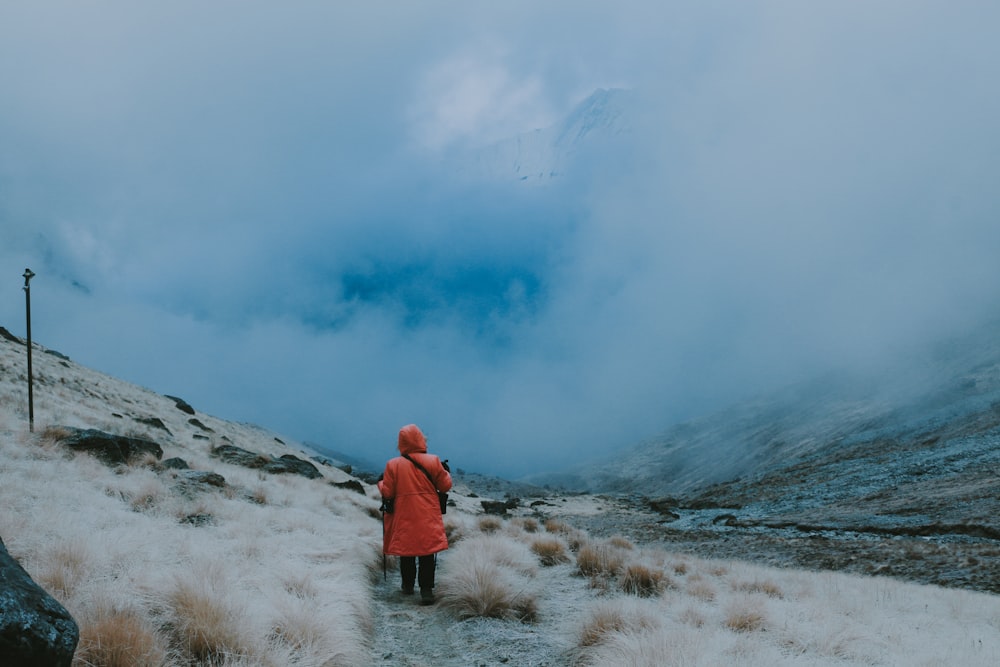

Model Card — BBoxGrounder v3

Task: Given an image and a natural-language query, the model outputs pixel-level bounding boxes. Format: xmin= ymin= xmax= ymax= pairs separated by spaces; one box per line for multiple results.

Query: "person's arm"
xmin=378 ymin=461 xmax=395 ymax=498
xmin=433 ymin=458 xmax=453 ymax=492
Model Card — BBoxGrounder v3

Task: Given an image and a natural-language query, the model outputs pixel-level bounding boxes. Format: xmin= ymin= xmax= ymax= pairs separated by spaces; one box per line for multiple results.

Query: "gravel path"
xmin=369 ymin=558 xmax=592 ymax=667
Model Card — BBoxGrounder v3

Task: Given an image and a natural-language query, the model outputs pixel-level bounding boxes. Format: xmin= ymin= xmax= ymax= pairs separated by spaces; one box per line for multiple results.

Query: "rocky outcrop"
xmin=0 ymin=326 xmax=22 ymax=345
xmin=174 ymin=470 xmax=227 ymax=489
xmin=59 ymin=427 xmax=163 ymax=466
xmin=210 ymin=444 xmax=322 ymax=479
xmin=0 ymin=537 xmax=79 ymax=666
xmin=165 ymin=395 xmax=196 ymax=415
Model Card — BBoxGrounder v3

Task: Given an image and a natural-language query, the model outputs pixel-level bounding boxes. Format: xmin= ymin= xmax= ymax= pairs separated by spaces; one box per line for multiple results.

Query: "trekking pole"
xmin=382 ymin=510 xmax=387 ymax=582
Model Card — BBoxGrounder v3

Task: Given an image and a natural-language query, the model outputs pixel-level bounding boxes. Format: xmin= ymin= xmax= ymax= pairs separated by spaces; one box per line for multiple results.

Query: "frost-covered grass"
xmin=3 ymin=333 xmax=1000 ymax=666
xmin=570 ymin=554 xmax=1000 ymax=666
xmin=0 ymin=427 xmax=381 ymax=666
xmin=0 ymin=336 xmax=383 ymax=666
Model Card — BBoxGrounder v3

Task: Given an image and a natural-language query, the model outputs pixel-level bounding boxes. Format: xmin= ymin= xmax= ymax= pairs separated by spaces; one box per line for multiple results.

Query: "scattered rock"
xmin=210 ymin=445 xmax=322 ymax=479
xmin=273 ymin=454 xmax=322 ymax=479
xmin=0 ymin=326 xmax=23 ymax=345
xmin=647 ymin=497 xmax=681 ymax=521
xmin=181 ymin=514 xmax=213 ymax=526
xmin=58 ymin=428 xmax=163 ymax=466
xmin=175 ymin=470 xmax=227 ymax=489
xmin=43 ymin=349 xmax=70 ymax=361
xmin=332 ymin=480 xmax=367 ymax=496
xmin=188 ymin=418 xmax=213 ymax=432
xmin=161 ymin=457 xmax=190 ymax=470
xmin=165 ymin=395 xmax=195 ymax=415
xmin=481 ymin=500 xmax=511 ymax=516
xmin=355 ymin=471 xmax=380 ymax=484
xmin=274 ymin=437 xmax=285 ymax=445
xmin=0 ymin=536 xmax=79 ymax=666
xmin=712 ymin=513 xmax=740 ymax=526
xmin=135 ymin=416 xmax=171 ymax=434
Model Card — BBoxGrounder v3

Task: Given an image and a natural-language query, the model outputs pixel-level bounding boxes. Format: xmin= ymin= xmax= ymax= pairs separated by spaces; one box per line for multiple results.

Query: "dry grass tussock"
xmin=437 ymin=534 xmax=540 ymax=621
xmin=529 ymin=536 xmax=572 ymax=566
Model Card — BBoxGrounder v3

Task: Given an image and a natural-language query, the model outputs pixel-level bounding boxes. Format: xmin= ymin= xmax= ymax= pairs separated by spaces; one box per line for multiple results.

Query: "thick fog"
xmin=2 ymin=2 xmax=999 ymax=476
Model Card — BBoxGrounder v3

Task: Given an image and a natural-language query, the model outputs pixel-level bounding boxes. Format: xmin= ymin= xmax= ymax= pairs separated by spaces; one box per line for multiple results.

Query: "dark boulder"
xmin=0 ymin=326 xmax=22 ymax=344
xmin=272 ymin=454 xmax=322 ymax=479
xmin=0 ymin=537 xmax=79 ymax=666
xmin=59 ymin=428 xmax=163 ymax=466
xmin=332 ymin=479 xmax=366 ymax=496
xmin=211 ymin=444 xmax=269 ymax=467
xmin=211 ymin=445 xmax=322 ymax=480
xmin=188 ymin=418 xmax=214 ymax=432
xmin=481 ymin=500 xmax=510 ymax=516
xmin=165 ymin=395 xmax=196 ymax=415
xmin=174 ymin=470 xmax=227 ymax=489
xmin=135 ymin=416 xmax=171 ymax=434
xmin=161 ymin=457 xmax=190 ymax=470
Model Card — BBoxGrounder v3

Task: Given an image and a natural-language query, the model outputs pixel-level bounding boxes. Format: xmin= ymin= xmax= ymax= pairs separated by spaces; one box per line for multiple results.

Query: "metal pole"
xmin=23 ymin=268 xmax=35 ymax=432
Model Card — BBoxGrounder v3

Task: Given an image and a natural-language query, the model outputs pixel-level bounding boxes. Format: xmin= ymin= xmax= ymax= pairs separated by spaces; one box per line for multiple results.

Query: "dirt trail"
xmin=368 ymin=557 xmax=591 ymax=667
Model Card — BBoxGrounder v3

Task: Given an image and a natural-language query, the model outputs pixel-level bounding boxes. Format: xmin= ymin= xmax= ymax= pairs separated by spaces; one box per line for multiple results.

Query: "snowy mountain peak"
xmin=450 ymin=87 xmax=634 ymax=184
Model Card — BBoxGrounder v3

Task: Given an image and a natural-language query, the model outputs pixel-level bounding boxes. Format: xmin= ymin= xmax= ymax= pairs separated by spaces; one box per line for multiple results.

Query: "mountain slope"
xmin=449 ymin=87 xmax=634 ymax=184
xmin=532 ymin=321 xmax=1000 ymax=591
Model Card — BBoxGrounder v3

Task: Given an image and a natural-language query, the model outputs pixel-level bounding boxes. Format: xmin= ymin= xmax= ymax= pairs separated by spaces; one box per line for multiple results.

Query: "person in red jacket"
xmin=377 ymin=424 xmax=453 ymax=604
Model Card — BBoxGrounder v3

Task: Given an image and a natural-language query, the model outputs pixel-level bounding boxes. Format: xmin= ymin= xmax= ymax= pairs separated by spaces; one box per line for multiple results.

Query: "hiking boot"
xmin=420 ymin=588 xmax=435 ymax=605
xmin=401 ymin=585 xmax=414 ymax=595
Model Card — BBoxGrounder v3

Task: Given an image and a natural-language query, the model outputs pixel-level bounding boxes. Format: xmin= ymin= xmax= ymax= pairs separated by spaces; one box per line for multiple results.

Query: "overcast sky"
xmin=3 ymin=2 xmax=1000 ymax=476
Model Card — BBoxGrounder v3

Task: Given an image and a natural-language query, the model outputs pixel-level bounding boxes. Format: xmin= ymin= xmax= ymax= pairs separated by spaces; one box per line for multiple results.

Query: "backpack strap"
xmin=402 ymin=453 xmax=438 ymax=491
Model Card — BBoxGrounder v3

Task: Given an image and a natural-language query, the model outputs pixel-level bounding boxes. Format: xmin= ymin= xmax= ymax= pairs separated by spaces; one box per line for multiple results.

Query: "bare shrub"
xmin=439 ymin=535 xmax=538 ymax=622
xmin=576 ymin=542 xmax=626 ymax=578
xmin=75 ymin=604 xmax=168 ymax=667
xmin=439 ymin=563 xmax=537 ymax=621
xmin=37 ymin=539 xmax=90 ymax=599
xmin=250 ymin=486 xmax=268 ymax=505
xmin=518 ymin=517 xmax=539 ymax=533
xmin=607 ymin=535 xmax=634 ymax=550
xmin=543 ymin=518 xmax=569 ymax=534
xmin=578 ymin=600 xmax=660 ymax=648
xmin=444 ymin=518 xmax=465 ymax=543
xmin=619 ymin=562 xmax=668 ymax=597
xmin=168 ymin=580 xmax=249 ymax=662
xmin=687 ymin=580 xmax=716 ymax=602
xmin=733 ymin=578 xmax=784 ymax=599
xmin=724 ymin=599 xmax=768 ymax=633
xmin=477 ymin=516 xmax=502 ymax=534
xmin=37 ymin=425 xmax=73 ymax=448
xmin=679 ymin=606 xmax=707 ymax=628
xmin=529 ymin=537 xmax=571 ymax=566
xmin=127 ymin=477 xmax=167 ymax=512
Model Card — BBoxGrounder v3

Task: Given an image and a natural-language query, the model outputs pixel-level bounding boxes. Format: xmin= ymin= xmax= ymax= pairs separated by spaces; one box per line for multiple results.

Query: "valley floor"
xmin=566 ymin=496 xmax=1000 ymax=595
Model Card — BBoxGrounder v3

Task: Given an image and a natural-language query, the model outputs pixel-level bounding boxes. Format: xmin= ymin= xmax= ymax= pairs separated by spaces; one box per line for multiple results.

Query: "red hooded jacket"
xmin=377 ymin=424 xmax=453 ymax=556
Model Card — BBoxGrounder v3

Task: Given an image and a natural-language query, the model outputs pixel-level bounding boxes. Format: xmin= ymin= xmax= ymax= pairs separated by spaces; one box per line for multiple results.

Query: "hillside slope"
xmin=535 ymin=322 xmax=1000 ymax=591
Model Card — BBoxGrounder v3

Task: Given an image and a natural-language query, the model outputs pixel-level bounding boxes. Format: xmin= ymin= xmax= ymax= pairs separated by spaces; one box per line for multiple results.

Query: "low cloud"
xmin=3 ymin=2 xmax=1000 ymax=476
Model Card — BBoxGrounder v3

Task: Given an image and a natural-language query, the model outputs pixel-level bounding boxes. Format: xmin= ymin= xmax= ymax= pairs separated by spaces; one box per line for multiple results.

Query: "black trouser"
xmin=399 ymin=555 xmax=436 ymax=591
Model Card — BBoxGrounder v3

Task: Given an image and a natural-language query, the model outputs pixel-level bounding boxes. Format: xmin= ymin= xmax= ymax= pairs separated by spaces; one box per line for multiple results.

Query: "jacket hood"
xmin=397 ymin=424 xmax=427 ymax=455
